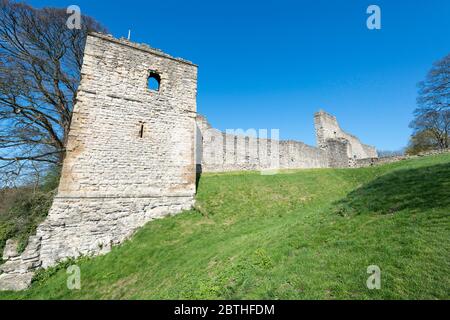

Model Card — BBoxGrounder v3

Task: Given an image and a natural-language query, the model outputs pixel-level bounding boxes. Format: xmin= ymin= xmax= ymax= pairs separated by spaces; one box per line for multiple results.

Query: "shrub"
xmin=0 ymin=169 xmax=60 ymax=257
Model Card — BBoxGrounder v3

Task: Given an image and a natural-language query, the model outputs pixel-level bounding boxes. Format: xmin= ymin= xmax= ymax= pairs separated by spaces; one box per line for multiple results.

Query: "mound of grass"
xmin=0 ymin=154 xmax=449 ymax=300
xmin=335 ymin=162 xmax=450 ymax=216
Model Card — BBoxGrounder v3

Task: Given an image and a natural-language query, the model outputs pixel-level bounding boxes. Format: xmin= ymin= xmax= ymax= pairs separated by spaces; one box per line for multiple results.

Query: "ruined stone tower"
xmin=314 ymin=111 xmax=378 ymax=167
xmin=0 ymin=33 xmax=198 ymax=290
xmin=39 ymin=33 xmax=198 ymax=267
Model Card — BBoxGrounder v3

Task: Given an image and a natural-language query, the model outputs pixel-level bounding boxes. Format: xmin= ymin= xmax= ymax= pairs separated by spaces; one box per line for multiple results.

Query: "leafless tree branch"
xmin=0 ymin=0 xmax=106 ymax=186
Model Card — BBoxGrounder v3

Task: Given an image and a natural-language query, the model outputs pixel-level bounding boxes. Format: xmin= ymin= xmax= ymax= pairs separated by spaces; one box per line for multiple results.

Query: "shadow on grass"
xmin=335 ymin=163 xmax=450 ymax=215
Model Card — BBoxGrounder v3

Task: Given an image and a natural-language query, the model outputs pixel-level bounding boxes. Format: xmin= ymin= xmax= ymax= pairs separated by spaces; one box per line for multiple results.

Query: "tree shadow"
xmin=335 ymin=163 xmax=450 ymax=215
xmin=196 ymin=164 xmax=202 ymax=193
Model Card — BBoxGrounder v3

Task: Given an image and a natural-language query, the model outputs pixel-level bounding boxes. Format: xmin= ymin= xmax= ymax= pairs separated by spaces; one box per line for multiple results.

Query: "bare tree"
xmin=410 ymin=53 xmax=450 ymax=151
xmin=0 ymin=0 xmax=106 ymax=187
xmin=405 ymin=129 xmax=439 ymax=155
xmin=377 ymin=149 xmax=405 ymax=158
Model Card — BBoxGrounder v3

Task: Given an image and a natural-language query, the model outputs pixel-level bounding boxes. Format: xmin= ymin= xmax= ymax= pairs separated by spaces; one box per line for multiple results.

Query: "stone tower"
xmin=0 ymin=33 xmax=198 ymax=290
xmin=314 ymin=111 xmax=378 ymax=167
xmin=42 ymin=33 xmax=198 ymax=266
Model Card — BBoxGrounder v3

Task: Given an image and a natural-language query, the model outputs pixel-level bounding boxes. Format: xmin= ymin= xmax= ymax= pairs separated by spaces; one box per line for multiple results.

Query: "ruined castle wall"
xmin=324 ymin=139 xmax=351 ymax=168
xmin=37 ymin=196 xmax=192 ymax=268
xmin=278 ymin=141 xmax=328 ymax=169
xmin=33 ymin=34 xmax=198 ymax=268
xmin=197 ymin=111 xmax=378 ymax=173
xmin=361 ymin=144 xmax=378 ymax=158
xmin=314 ymin=111 xmax=378 ymax=160
xmin=24 ymin=34 xmax=197 ymax=272
xmin=58 ymin=34 xmax=197 ymax=198
xmin=196 ymin=115 xmax=328 ymax=172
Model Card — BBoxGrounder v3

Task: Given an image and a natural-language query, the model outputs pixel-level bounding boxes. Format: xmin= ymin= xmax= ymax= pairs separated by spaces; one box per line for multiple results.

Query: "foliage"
xmin=0 ymin=168 xmax=59 ymax=257
xmin=405 ymin=129 xmax=440 ymax=155
xmin=32 ymin=257 xmax=89 ymax=286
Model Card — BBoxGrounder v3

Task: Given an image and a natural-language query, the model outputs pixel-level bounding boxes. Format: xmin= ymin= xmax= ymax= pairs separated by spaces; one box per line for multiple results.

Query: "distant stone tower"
xmin=314 ymin=111 xmax=378 ymax=167
xmin=0 ymin=33 xmax=198 ymax=290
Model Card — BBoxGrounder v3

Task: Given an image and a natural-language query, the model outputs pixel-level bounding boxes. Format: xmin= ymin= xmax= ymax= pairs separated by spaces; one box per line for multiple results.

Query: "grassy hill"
xmin=1 ymin=153 xmax=449 ymax=300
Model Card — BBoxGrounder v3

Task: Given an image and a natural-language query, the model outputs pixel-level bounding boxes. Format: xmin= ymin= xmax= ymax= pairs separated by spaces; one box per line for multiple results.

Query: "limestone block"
xmin=0 ymin=259 xmax=40 ymax=274
xmin=2 ymin=239 xmax=19 ymax=260
xmin=21 ymin=236 xmax=42 ymax=261
xmin=0 ymin=273 xmax=34 ymax=291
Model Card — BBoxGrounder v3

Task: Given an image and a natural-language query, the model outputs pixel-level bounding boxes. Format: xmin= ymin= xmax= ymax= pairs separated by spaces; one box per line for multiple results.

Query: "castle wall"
xmin=58 ymin=34 xmax=197 ymax=198
xmin=314 ymin=111 xmax=378 ymax=160
xmin=1 ymin=32 xmax=198 ymax=289
xmin=196 ymin=115 xmax=328 ymax=172
xmin=323 ymin=139 xmax=351 ymax=168
xmin=197 ymin=111 xmax=377 ymax=173
xmin=38 ymin=33 xmax=198 ymax=267
xmin=37 ymin=196 xmax=192 ymax=268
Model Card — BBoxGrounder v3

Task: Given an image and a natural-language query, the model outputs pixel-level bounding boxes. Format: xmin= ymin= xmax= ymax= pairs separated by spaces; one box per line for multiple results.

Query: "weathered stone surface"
xmin=314 ymin=111 xmax=378 ymax=161
xmin=196 ymin=111 xmax=377 ymax=172
xmin=0 ymin=273 xmax=34 ymax=291
xmin=0 ymin=33 xmax=198 ymax=290
xmin=37 ymin=196 xmax=193 ymax=268
xmin=0 ymin=260 xmax=23 ymax=274
xmin=35 ymin=33 xmax=198 ymax=268
xmin=324 ymin=138 xmax=350 ymax=168
xmin=2 ymin=239 xmax=19 ymax=260
xmin=21 ymin=236 xmax=41 ymax=261
xmin=0 ymin=259 xmax=40 ymax=275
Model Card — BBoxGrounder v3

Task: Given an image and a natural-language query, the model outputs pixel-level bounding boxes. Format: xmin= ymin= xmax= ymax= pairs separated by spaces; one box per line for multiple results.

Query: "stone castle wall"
xmin=196 ymin=111 xmax=376 ymax=172
xmin=40 ymin=33 xmax=198 ymax=267
xmin=0 ymin=33 xmax=198 ymax=290
xmin=314 ymin=111 xmax=378 ymax=160
xmin=195 ymin=115 xmax=328 ymax=172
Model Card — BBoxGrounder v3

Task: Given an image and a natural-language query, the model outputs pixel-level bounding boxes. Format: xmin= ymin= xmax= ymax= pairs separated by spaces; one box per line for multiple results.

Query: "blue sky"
xmin=31 ymin=0 xmax=450 ymax=150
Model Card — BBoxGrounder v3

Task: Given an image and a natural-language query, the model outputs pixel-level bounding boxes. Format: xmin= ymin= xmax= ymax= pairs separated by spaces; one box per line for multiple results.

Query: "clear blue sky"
xmin=31 ymin=0 xmax=450 ymax=150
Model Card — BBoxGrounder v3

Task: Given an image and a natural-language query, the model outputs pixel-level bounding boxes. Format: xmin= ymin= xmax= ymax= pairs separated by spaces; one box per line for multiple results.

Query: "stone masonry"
xmin=0 ymin=33 xmax=198 ymax=290
xmin=0 ymin=33 xmax=377 ymax=291
xmin=196 ymin=111 xmax=377 ymax=172
xmin=314 ymin=111 xmax=378 ymax=163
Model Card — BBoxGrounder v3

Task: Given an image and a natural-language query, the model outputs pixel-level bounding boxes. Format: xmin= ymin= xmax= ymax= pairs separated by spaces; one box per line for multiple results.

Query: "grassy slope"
xmin=1 ymin=154 xmax=449 ymax=300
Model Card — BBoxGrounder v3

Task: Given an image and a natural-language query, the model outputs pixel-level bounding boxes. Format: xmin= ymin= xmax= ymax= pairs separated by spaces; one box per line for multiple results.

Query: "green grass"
xmin=1 ymin=154 xmax=449 ymax=300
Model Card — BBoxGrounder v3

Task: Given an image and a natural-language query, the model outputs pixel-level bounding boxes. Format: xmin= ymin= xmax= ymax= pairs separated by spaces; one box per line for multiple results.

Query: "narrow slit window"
xmin=139 ymin=123 xmax=145 ymax=138
xmin=147 ymin=72 xmax=161 ymax=91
